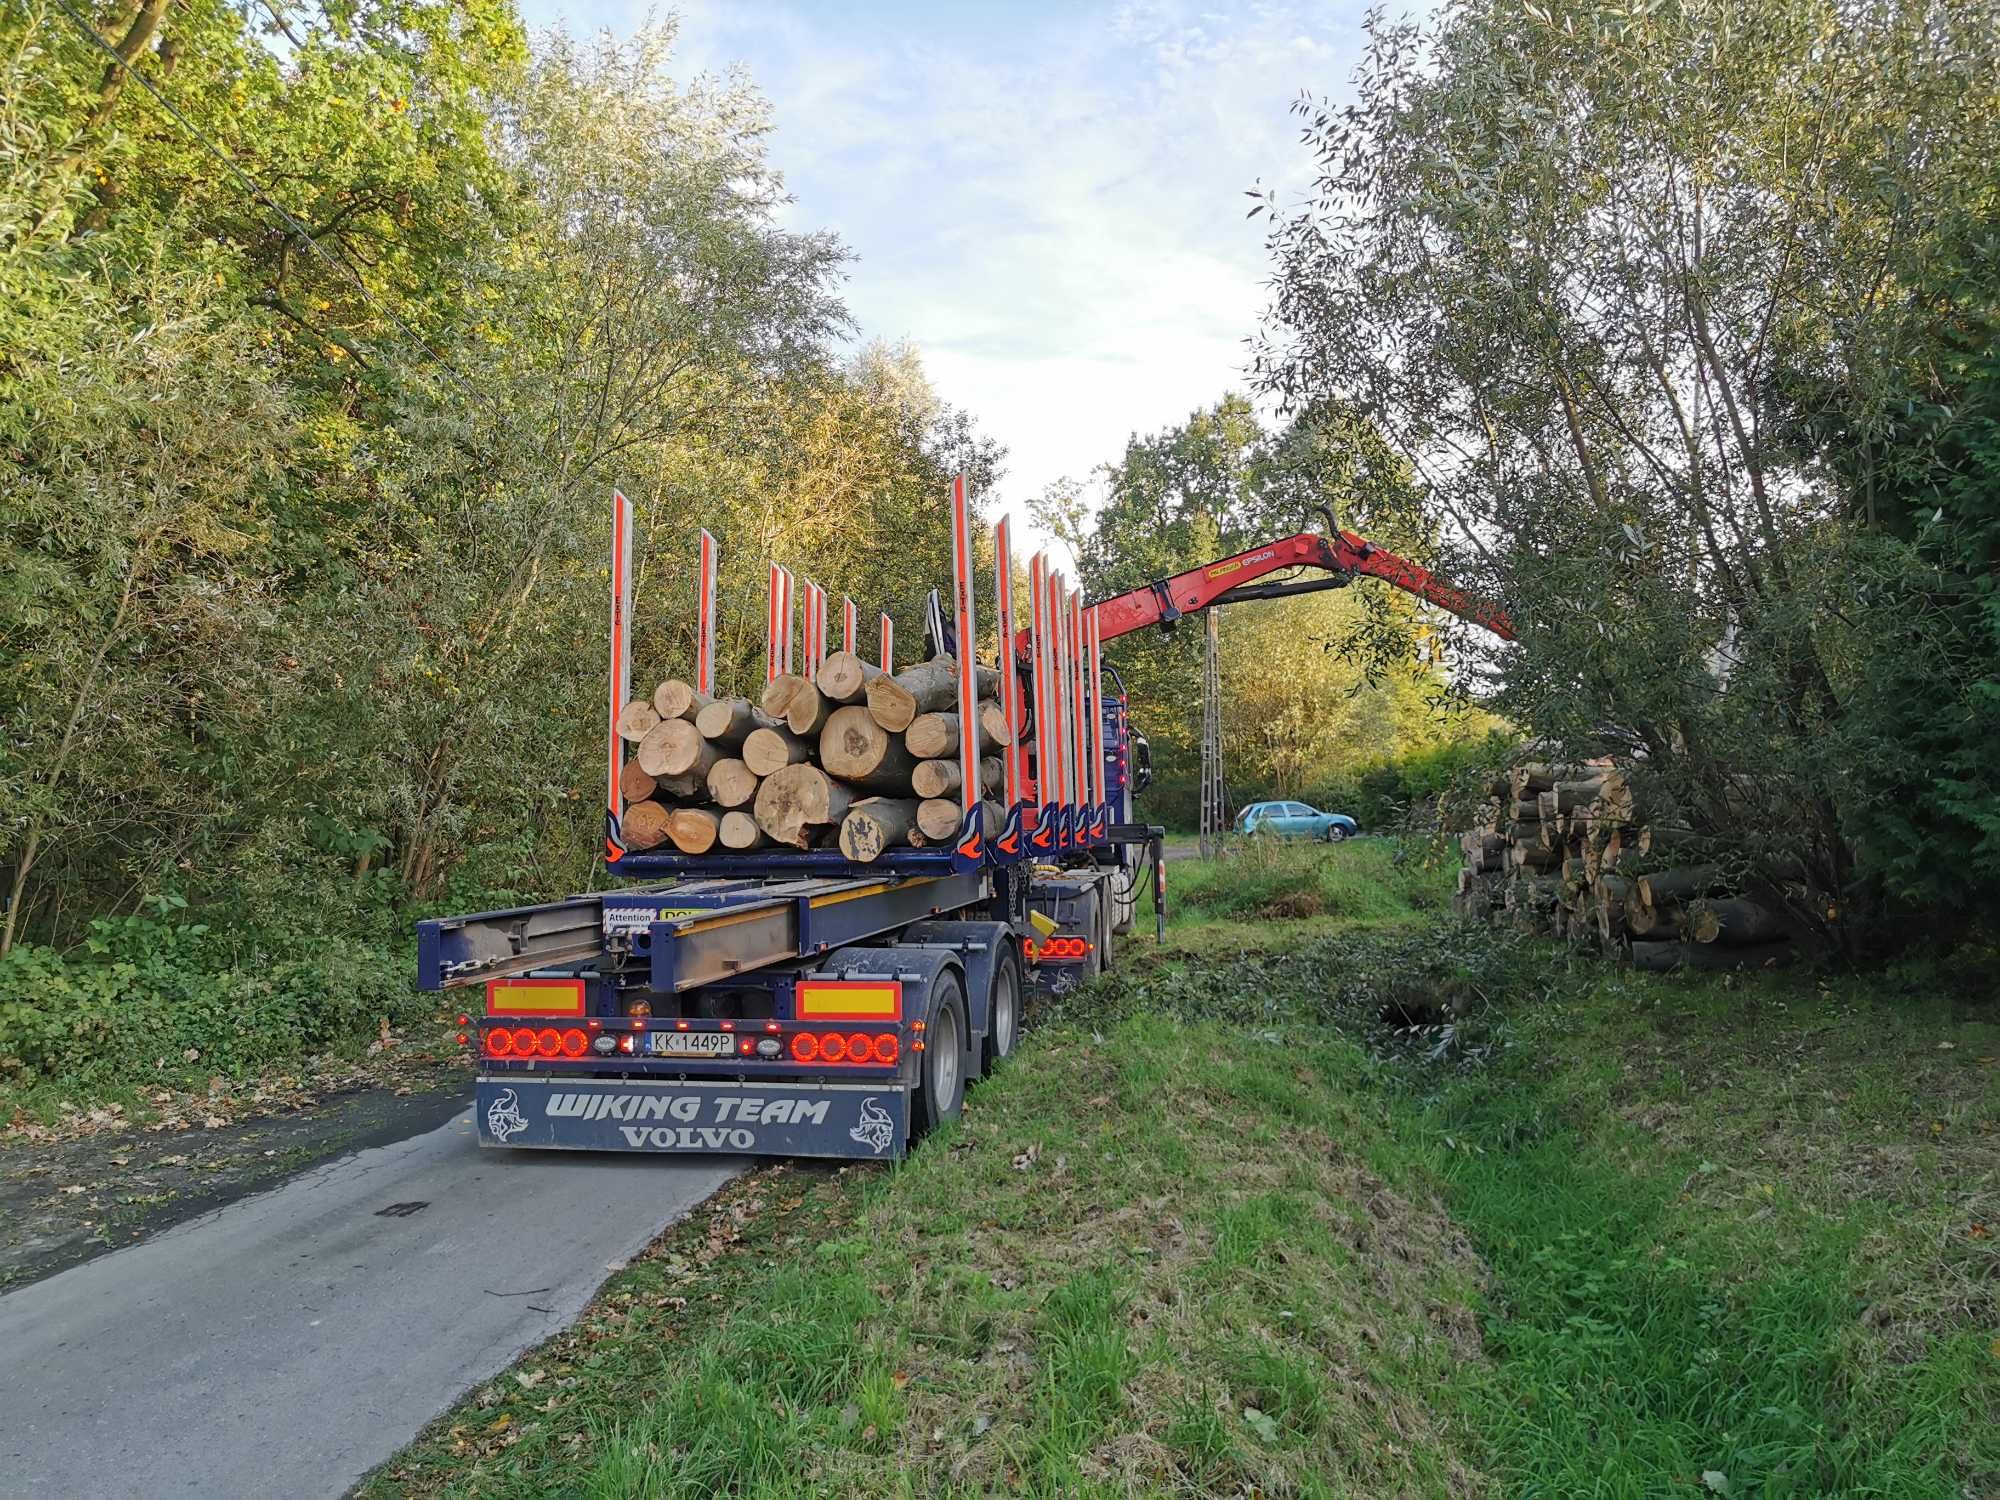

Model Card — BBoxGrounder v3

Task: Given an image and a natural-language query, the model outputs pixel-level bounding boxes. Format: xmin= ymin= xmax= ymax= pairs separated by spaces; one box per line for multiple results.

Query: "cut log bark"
xmin=666 ymin=806 xmax=722 ymax=855
xmin=705 ymin=758 xmax=760 ymax=810
xmin=864 ymin=655 xmax=999 ymax=733
xmin=1630 ymin=939 xmax=1795 ymax=971
xmin=784 ymin=681 xmax=832 ymax=737
xmin=1688 ymin=898 xmax=1787 ymax=946
xmin=911 ymin=756 xmax=1002 ymax=800
xmin=693 ymin=698 xmax=775 ymax=748
xmin=753 ymin=764 xmax=855 ymax=848
xmin=645 ymin=719 xmax=720 ymax=779
xmin=652 ymin=679 xmax=712 ymax=722
xmin=1626 ymin=899 xmax=1681 ymax=939
xmin=905 ymin=712 xmax=966 ymax=760
xmin=820 ymin=705 xmax=919 ymax=792
xmin=717 ymin=810 xmax=772 ymax=850
xmin=817 ymin=651 xmax=883 ymax=705
xmin=838 ymin=797 xmax=920 ymax=862
xmin=759 ymin=674 xmax=806 ymax=719
xmin=621 ymin=800 xmax=671 ymax=851
xmin=742 ymin=725 xmax=812 ymax=777
xmin=622 ymin=758 xmax=658 ymax=804
xmin=616 ymin=699 xmax=661 ymax=742
xmin=1510 ymin=845 xmax=1560 ymax=870
xmin=1636 ymin=865 xmax=1725 ymax=908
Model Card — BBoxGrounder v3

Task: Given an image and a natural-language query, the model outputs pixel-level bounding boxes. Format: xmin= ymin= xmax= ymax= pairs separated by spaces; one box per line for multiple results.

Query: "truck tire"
xmin=979 ymin=951 xmax=1022 ymax=1077
xmin=915 ymin=972 xmax=969 ymax=1137
xmin=1112 ymin=866 xmax=1137 ymax=936
xmin=1096 ymin=881 xmax=1116 ymax=973
xmin=1078 ymin=889 xmax=1103 ymax=980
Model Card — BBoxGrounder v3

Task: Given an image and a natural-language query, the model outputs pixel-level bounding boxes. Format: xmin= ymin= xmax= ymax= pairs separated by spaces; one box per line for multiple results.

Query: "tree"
xmin=1253 ymin=0 xmax=2000 ymax=949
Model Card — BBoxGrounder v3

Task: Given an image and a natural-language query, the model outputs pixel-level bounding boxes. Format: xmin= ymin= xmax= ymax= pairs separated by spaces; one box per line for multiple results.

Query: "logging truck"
xmin=417 ymin=486 xmax=1509 ymax=1161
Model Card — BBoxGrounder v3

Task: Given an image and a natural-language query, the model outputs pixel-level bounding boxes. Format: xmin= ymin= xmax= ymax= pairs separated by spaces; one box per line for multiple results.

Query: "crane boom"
xmin=1086 ymin=520 xmax=1514 ymax=644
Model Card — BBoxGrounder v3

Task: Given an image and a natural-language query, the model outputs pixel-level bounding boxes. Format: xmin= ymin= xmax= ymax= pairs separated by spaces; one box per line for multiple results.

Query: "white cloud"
xmin=521 ymin=0 xmax=1378 ymax=561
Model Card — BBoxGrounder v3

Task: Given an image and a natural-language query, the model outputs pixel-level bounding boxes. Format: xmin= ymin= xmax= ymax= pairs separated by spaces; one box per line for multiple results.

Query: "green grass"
xmin=366 ymin=845 xmax=1998 ymax=1497
xmin=1167 ymin=835 xmax=1452 ymax=929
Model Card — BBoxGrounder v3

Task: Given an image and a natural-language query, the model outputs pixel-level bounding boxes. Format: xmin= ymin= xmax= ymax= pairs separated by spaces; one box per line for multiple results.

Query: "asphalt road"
xmin=0 ymin=1107 xmax=738 ymax=1498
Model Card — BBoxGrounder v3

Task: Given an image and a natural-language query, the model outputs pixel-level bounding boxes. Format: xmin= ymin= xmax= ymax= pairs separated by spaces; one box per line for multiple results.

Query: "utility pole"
xmin=1198 ymin=610 xmax=1225 ymax=858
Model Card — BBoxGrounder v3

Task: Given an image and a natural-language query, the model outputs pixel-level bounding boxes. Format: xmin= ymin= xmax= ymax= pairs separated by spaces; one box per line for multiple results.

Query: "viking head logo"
xmin=486 ymin=1088 xmax=528 ymax=1144
xmin=849 ymin=1096 xmax=895 ymax=1155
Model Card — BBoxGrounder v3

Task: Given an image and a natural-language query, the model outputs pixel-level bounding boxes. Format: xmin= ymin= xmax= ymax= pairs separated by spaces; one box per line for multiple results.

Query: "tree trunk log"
xmin=817 ymin=650 xmax=883 ymax=704
xmin=1636 ymin=866 xmax=1725 ymax=907
xmin=753 ymin=764 xmax=855 ymax=847
xmin=1630 ymin=939 xmax=1795 ymax=972
xmin=911 ymin=756 xmax=1002 ymax=800
xmin=905 ymin=712 xmax=970 ymax=760
xmin=838 ymin=797 xmax=920 ymax=862
xmin=705 ymin=758 xmax=760 ymax=810
xmin=621 ymin=800 xmax=671 ymax=851
xmin=913 ymin=798 xmax=1000 ymax=843
xmin=760 ymin=674 xmax=806 ymax=719
xmin=820 ymin=705 xmax=918 ymax=791
xmin=640 ymin=718 xmax=720 ymax=779
xmin=718 ymin=810 xmax=772 ymax=850
xmin=1688 ymin=898 xmax=1786 ymax=946
xmin=617 ymin=699 xmax=661 ymax=742
xmin=864 ymin=655 xmax=999 ymax=732
xmin=652 ymin=679 xmax=712 ymax=722
xmin=978 ymin=699 xmax=1013 ymax=748
xmin=694 ymin=697 xmax=775 ymax=748
xmin=1627 ymin=899 xmax=1681 ymax=938
xmin=622 ymin=758 xmax=658 ymax=804
xmin=742 ymin=725 xmax=812 ymax=776
xmin=785 ymin=681 xmax=832 ymax=737
xmin=666 ymin=806 xmax=722 ymax=854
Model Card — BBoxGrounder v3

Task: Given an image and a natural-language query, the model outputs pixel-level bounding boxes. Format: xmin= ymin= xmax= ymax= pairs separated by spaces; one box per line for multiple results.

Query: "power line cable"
xmin=50 ymin=0 xmax=489 ymax=404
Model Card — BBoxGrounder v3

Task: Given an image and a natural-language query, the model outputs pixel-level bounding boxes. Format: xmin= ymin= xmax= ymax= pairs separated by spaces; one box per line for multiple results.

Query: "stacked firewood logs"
xmin=1450 ymin=761 xmax=1796 ymax=969
xmin=615 ymin=652 xmax=1010 ymax=862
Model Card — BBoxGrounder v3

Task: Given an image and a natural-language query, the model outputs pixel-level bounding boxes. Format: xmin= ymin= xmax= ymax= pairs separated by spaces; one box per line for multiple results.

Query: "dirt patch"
xmin=0 ymin=1064 xmax=467 ymax=1291
xmin=1258 ymin=889 xmax=1327 ymax=919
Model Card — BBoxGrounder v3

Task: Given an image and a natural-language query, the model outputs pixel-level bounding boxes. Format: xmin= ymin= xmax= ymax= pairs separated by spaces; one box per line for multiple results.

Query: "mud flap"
xmin=476 ymin=1078 xmax=909 ymax=1160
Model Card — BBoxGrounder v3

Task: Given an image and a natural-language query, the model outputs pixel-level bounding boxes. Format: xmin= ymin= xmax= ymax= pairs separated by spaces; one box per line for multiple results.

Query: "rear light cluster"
xmin=1024 ymin=935 xmax=1093 ymax=961
xmin=788 ymin=1031 xmax=899 ymax=1066
xmin=485 ymin=1025 xmax=588 ymax=1060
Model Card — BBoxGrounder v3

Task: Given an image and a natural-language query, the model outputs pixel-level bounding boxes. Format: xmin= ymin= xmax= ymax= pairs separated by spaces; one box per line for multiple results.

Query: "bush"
xmin=0 ymin=901 xmax=419 ymax=1084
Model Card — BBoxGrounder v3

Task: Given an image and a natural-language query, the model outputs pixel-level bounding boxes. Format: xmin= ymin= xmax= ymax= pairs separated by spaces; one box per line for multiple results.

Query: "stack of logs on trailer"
xmin=1452 ymin=761 xmax=1797 ymax=970
xmin=613 ymin=651 xmax=1012 ymax=862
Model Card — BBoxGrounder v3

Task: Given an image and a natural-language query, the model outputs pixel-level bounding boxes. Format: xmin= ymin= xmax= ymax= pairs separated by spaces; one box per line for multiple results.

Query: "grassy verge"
xmin=368 ymin=846 xmax=1998 ymax=1497
xmin=1166 ymin=835 xmax=1452 ymax=930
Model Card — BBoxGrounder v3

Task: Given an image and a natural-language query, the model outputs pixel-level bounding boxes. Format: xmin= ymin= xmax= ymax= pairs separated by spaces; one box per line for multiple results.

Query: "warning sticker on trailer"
xmin=476 ymin=1079 xmax=907 ymax=1159
xmin=601 ymin=905 xmax=705 ymax=935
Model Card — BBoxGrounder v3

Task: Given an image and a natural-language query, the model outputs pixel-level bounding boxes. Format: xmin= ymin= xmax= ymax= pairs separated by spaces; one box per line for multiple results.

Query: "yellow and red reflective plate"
xmin=795 ymin=980 xmax=902 ymax=1021
xmin=486 ymin=978 xmax=586 ymax=1016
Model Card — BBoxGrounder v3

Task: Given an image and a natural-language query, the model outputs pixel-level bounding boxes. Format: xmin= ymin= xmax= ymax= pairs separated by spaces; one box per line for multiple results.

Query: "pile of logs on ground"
xmin=614 ymin=651 xmax=1011 ymax=863
xmin=1451 ymin=761 xmax=1796 ymax=970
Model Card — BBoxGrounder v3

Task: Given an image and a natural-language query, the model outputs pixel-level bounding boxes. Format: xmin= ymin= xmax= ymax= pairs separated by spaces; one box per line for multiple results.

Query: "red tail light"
xmin=486 ymin=1028 xmax=514 ymax=1058
xmin=846 ymin=1032 xmax=871 ymax=1062
xmin=821 ymin=1033 xmax=849 ymax=1063
xmin=875 ymin=1034 xmax=899 ymax=1065
xmin=783 ymin=1029 xmax=898 ymax=1065
xmin=791 ymin=1032 xmax=820 ymax=1062
xmin=560 ymin=1029 xmax=588 ymax=1058
xmin=511 ymin=1026 xmax=538 ymax=1054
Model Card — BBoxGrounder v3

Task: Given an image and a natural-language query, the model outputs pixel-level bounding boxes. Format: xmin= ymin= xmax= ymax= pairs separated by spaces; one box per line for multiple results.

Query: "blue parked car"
xmin=1235 ymin=800 xmax=1359 ymax=842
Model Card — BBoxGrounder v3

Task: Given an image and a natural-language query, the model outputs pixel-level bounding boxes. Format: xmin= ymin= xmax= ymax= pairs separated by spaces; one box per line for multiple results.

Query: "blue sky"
xmin=516 ymin=0 xmax=1374 ymax=558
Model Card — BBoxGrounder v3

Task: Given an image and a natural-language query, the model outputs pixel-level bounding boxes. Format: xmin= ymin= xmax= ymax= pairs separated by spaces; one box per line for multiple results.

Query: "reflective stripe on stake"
xmin=1096 ymin=604 xmax=1112 ymax=804
xmin=993 ymin=516 xmax=1021 ymax=807
xmin=766 ymin=562 xmax=782 ymax=682
xmin=780 ymin=567 xmax=795 ymax=675
xmin=1053 ymin=572 xmax=1073 ymax=807
xmin=1029 ymin=554 xmax=1049 ymax=812
xmin=1070 ymin=588 xmax=1087 ymax=812
xmin=949 ymin=475 xmax=979 ymax=813
xmin=880 ymin=612 xmax=894 ymax=673
xmin=696 ymin=528 xmax=718 ymax=697
xmin=606 ymin=492 xmax=635 ymax=855
xmin=842 ymin=596 xmax=857 ymax=655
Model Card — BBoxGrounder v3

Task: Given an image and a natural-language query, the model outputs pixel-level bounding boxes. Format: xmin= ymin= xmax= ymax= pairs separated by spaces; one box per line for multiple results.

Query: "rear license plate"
xmin=648 ymin=1031 xmax=735 ymax=1058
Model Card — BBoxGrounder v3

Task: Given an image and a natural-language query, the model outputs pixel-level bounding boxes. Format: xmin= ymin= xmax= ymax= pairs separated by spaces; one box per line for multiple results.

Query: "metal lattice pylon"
xmin=1198 ymin=610 xmax=1225 ymax=858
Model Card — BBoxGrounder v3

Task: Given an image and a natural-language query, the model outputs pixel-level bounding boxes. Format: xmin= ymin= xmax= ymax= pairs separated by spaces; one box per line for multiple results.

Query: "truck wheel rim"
xmin=994 ymin=970 xmax=1017 ymax=1055
xmin=934 ymin=1004 xmax=960 ymax=1106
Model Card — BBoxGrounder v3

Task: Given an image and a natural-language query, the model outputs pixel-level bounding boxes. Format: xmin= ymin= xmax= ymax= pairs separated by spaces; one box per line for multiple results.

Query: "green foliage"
xmin=1163 ymin=837 xmax=1453 ymax=928
xmin=1 ymin=3 xmax=1002 ymax=1007
xmin=1253 ymin=0 xmax=2000 ymax=951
